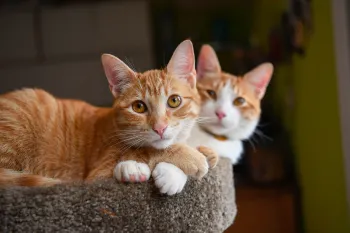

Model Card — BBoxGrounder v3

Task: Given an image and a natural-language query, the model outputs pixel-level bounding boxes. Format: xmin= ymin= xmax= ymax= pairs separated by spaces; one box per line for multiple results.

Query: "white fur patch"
xmin=152 ymin=162 xmax=188 ymax=195
xmin=114 ymin=160 xmax=151 ymax=182
xmin=187 ymin=124 xmax=243 ymax=164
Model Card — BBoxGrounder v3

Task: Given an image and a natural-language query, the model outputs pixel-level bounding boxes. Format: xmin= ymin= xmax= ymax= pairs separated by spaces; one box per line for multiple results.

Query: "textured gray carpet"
xmin=0 ymin=158 xmax=236 ymax=233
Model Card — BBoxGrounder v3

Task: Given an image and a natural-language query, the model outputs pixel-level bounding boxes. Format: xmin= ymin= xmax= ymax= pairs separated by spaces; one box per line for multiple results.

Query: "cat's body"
xmin=0 ymin=40 xmax=218 ymax=195
xmin=0 ymin=88 xmax=118 ymax=184
xmin=187 ymin=45 xmax=273 ymax=164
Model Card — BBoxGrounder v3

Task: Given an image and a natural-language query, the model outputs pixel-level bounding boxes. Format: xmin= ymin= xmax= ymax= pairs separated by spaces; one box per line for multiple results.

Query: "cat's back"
xmin=0 ymin=88 xmax=98 ymax=126
xmin=0 ymin=88 xmax=55 ymax=107
xmin=0 ymin=88 xmax=57 ymax=120
xmin=0 ymin=88 xmax=58 ymax=135
xmin=0 ymin=88 xmax=99 ymax=176
xmin=0 ymin=88 xmax=98 ymax=157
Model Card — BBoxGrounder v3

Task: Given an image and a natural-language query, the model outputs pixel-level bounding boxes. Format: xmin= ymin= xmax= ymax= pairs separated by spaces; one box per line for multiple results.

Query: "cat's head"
xmin=196 ymin=45 xmax=273 ymax=140
xmin=101 ymin=40 xmax=200 ymax=149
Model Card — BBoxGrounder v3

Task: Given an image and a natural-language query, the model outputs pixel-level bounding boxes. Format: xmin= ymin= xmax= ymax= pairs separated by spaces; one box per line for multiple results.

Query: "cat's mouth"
xmin=152 ymin=136 xmax=172 ymax=143
xmin=208 ymin=121 xmax=225 ymax=128
xmin=150 ymin=137 xmax=174 ymax=149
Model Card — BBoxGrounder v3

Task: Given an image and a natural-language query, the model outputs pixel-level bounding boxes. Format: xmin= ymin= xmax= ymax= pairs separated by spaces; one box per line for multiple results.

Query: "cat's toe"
xmin=114 ymin=160 xmax=150 ymax=183
xmin=152 ymin=162 xmax=187 ymax=195
xmin=135 ymin=162 xmax=151 ymax=182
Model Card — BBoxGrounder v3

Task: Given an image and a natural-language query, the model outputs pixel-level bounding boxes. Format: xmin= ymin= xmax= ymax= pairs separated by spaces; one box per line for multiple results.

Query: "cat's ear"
xmin=101 ymin=54 xmax=136 ymax=97
xmin=167 ymin=40 xmax=196 ymax=88
xmin=197 ymin=45 xmax=221 ymax=79
xmin=244 ymin=63 xmax=273 ymax=99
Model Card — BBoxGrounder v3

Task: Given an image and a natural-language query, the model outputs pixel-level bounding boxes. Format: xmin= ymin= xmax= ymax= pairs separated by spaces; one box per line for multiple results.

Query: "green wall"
xmin=292 ymin=1 xmax=350 ymax=232
xmin=254 ymin=0 xmax=350 ymax=232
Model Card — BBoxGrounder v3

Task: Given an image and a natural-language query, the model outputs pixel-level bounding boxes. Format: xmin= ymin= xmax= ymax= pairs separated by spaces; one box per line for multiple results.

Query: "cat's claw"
xmin=152 ymin=162 xmax=188 ymax=196
xmin=114 ymin=160 xmax=150 ymax=183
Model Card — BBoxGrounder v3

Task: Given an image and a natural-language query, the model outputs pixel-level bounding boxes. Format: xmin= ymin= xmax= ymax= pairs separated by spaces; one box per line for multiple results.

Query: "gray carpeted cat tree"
xmin=0 ymin=158 xmax=236 ymax=232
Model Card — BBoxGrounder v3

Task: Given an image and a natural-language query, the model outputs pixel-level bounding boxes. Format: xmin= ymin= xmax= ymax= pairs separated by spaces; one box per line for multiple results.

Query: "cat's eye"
xmin=207 ymin=90 xmax=216 ymax=99
xmin=132 ymin=100 xmax=147 ymax=113
xmin=167 ymin=95 xmax=182 ymax=108
xmin=233 ymin=97 xmax=246 ymax=106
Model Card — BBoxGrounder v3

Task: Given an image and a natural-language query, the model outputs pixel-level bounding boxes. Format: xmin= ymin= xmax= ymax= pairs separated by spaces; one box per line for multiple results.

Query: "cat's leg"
xmin=113 ymin=160 xmax=151 ymax=183
xmin=150 ymin=144 xmax=218 ymax=178
xmin=85 ymin=155 xmax=150 ymax=183
xmin=148 ymin=144 xmax=210 ymax=179
xmin=113 ymin=144 xmax=217 ymax=195
xmin=113 ymin=151 xmax=152 ymax=183
xmin=197 ymin=146 xmax=219 ymax=168
xmin=150 ymin=144 xmax=218 ymax=195
xmin=186 ymin=125 xmax=219 ymax=168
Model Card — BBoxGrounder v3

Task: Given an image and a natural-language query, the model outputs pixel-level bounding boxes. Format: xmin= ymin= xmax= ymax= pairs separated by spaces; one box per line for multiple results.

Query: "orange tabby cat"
xmin=0 ymin=40 xmax=218 ymax=195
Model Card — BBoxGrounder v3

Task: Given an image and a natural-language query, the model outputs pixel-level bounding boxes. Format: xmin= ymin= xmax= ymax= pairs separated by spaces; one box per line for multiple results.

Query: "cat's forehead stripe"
xmin=140 ymin=70 xmax=170 ymax=97
xmin=206 ymin=73 xmax=239 ymax=94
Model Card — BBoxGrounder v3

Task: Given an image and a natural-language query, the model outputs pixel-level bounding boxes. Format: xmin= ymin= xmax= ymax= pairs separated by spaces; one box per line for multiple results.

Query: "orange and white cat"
xmin=187 ymin=45 xmax=273 ymax=164
xmin=0 ymin=40 xmax=218 ymax=195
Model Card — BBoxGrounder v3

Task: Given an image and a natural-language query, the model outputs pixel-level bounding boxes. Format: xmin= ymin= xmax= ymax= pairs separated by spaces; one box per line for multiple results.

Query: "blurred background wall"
xmin=0 ymin=0 xmax=154 ymax=105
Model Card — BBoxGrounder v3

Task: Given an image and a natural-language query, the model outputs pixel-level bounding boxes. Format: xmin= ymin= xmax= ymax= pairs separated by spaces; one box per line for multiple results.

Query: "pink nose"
xmin=215 ymin=111 xmax=226 ymax=120
xmin=153 ymin=124 xmax=168 ymax=138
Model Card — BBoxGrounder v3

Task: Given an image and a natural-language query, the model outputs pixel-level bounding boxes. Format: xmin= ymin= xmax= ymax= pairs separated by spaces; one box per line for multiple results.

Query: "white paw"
xmin=152 ymin=162 xmax=188 ymax=196
xmin=114 ymin=160 xmax=150 ymax=183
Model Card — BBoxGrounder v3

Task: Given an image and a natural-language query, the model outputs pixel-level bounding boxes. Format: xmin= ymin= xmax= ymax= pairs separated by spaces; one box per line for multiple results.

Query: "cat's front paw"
xmin=114 ymin=160 xmax=151 ymax=183
xmin=197 ymin=146 xmax=219 ymax=169
xmin=152 ymin=162 xmax=188 ymax=196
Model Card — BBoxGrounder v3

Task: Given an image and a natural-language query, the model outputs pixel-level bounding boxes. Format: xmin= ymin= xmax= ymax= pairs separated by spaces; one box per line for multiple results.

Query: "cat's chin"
xmin=226 ymin=119 xmax=259 ymax=140
xmin=203 ymin=118 xmax=259 ymax=141
xmin=150 ymin=138 xmax=174 ymax=150
xmin=203 ymin=124 xmax=233 ymax=137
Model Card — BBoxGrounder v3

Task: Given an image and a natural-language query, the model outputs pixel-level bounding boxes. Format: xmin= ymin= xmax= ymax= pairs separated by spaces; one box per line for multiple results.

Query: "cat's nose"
xmin=152 ymin=123 xmax=168 ymax=139
xmin=215 ymin=111 xmax=226 ymax=120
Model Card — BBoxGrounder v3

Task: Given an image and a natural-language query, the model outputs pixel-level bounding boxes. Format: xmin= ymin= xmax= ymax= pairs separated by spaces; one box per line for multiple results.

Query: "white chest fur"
xmin=187 ymin=124 xmax=243 ymax=164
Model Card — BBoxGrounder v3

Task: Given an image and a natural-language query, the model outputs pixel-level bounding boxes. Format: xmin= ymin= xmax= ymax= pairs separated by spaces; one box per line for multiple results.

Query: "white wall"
xmin=0 ymin=0 xmax=154 ymax=106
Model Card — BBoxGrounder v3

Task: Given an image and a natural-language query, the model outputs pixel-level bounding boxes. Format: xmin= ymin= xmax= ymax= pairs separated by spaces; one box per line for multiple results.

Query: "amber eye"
xmin=207 ymin=90 xmax=217 ymax=99
xmin=167 ymin=95 xmax=182 ymax=108
xmin=132 ymin=100 xmax=147 ymax=113
xmin=233 ymin=97 xmax=246 ymax=106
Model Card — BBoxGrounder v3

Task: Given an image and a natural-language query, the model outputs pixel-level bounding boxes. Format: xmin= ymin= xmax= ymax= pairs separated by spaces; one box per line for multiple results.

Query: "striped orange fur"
xmin=0 ymin=40 xmax=218 ymax=187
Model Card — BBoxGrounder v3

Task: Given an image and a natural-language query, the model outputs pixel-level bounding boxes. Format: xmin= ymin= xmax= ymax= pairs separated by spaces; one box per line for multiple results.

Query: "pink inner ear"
xmin=252 ymin=74 xmax=270 ymax=97
xmin=255 ymin=74 xmax=270 ymax=90
xmin=101 ymin=54 xmax=136 ymax=97
xmin=167 ymin=40 xmax=195 ymax=76
xmin=197 ymin=45 xmax=221 ymax=77
xmin=244 ymin=63 xmax=273 ymax=99
xmin=167 ymin=40 xmax=196 ymax=87
xmin=184 ymin=62 xmax=194 ymax=74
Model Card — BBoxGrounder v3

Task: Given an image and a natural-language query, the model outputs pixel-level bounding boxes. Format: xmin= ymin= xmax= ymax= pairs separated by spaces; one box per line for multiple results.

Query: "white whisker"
xmin=247 ymin=138 xmax=256 ymax=152
xmin=119 ymin=137 xmax=145 ymax=154
xmin=254 ymin=129 xmax=273 ymax=141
